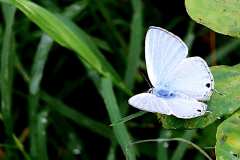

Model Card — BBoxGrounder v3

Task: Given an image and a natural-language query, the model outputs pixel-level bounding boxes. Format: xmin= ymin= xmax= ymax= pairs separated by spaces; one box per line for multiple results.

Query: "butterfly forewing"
xmin=145 ymin=26 xmax=188 ymax=87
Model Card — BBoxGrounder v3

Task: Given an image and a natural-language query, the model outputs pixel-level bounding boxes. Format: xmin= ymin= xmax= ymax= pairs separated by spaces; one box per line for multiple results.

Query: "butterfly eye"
xmin=206 ymin=83 xmax=211 ymax=88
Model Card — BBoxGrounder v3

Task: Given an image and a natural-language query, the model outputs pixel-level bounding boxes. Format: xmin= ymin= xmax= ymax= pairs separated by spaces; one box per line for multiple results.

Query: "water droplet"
xmin=166 ymin=131 xmax=172 ymax=137
xmin=217 ymin=117 xmax=221 ymax=120
xmin=163 ymin=142 xmax=169 ymax=148
xmin=41 ymin=117 xmax=48 ymax=124
xmin=72 ymin=145 xmax=81 ymax=155
xmin=42 ymin=131 xmax=46 ymax=136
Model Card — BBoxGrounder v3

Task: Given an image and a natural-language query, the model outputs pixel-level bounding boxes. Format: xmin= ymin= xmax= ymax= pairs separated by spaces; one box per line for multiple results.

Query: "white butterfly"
xmin=128 ymin=26 xmax=214 ymax=119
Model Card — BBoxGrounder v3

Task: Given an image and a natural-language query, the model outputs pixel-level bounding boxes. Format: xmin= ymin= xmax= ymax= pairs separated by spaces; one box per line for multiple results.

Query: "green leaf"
xmin=185 ymin=0 xmax=240 ymax=37
xmin=158 ymin=64 xmax=240 ymax=129
xmin=10 ymin=0 xmax=130 ymax=94
xmin=216 ymin=110 xmax=240 ymax=160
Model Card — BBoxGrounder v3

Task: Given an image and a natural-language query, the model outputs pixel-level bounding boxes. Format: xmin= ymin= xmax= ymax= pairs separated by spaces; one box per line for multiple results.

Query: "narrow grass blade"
xmin=40 ymin=91 xmax=113 ymax=139
xmin=95 ymin=0 xmax=127 ymax=51
xmin=124 ymin=0 xmax=143 ymax=90
xmin=63 ymin=0 xmax=88 ymax=19
xmin=29 ymin=34 xmax=52 ymax=95
xmin=1 ymin=2 xmax=16 ymax=136
xmin=1 ymin=6 xmax=16 ymax=159
xmin=0 ymin=0 xmax=11 ymax=4
xmin=128 ymin=138 xmax=212 ymax=160
xmin=10 ymin=0 xmax=130 ymax=94
xmin=171 ymin=130 xmax=196 ymax=160
xmin=110 ymin=111 xmax=146 ymax=126
xmin=183 ymin=21 xmax=195 ymax=51
xmin=12 ymin=135 xmax=31 ymax=160
xmin=36 ymin=110 xmax=49 ymax=160
xmin=107 ymin=142 xmax=117 ymax=160
xmin=99 ymin=78 xmax=136 ymax=160
xmin=28 ymin=34 xmax=52 ymax=159
xmin=157 ymin=130 xmax=170 ymax=160
xmin=206 ymin=39 xmax=240 ymax=64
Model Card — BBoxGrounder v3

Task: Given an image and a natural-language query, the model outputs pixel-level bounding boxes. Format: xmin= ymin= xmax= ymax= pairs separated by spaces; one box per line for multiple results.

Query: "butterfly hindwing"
xmin=166 ymin=57 xmax=214 ymax=101
xmin=128 ymin=93 xmax=171 ymax=115
xmin=129 ymin=93 xmax=207 ymax=119
xmin=164 ymin=93 xmax=207 ymax=119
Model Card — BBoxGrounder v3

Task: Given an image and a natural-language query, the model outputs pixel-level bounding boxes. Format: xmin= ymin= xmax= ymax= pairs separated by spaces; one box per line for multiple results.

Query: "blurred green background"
xmin=0 ymin=0 xmax=240 ymax=160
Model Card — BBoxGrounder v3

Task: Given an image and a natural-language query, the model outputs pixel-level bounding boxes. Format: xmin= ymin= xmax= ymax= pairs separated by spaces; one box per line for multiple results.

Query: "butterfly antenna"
xmin=214 ymin=89 xmax=225 ymax=96
xmin=140 ymin=72 xmax=153 ymax=88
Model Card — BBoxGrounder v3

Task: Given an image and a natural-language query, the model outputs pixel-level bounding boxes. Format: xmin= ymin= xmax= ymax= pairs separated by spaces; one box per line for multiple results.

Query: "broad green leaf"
xmin=216 ymin=110 xmax=240 ymax=160
xmin=185 ymin=0 xmax=240 ymax=37
xmin=158 ymin=64 xmax=240 ymax=129
xmin=10 ymin=0 xmax=130 ymax=94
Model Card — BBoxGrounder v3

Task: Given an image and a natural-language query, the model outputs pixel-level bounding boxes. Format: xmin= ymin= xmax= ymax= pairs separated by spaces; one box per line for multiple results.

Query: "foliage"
xmin=0 ymin=0 xmax=239 ymax=159
xmin=185 ymin=0 xmax=240 ymax=38
xmin=216 ymin=110 xmax=240 ymax=160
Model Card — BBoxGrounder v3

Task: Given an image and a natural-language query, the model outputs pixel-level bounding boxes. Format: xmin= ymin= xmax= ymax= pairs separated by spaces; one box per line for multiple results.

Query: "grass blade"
xmin=0 ymin=5 xmax=16 ymax=159
xmin=99 ymin=78 xmax=136 ymax=160
xmin=124 ymin=0 xmax=143 ymax=90
xmin=11 ymin=0 xmax=130 ymax=94
xmin=107 ymin=142 xmax=117 ymax=160
xmin=12 ymin=135 xmax=31 ymax=160
xmin=110 ymin=111 xmax=146 ymax=126
xmin=157 ymin=130 xmax=170 ymax=160
xmin=128 ymin=138 xmax=212 ymax=160
xmin=170 ymin=130 xmax=196 ymax=160
xmin=0 ymin=0 xmax=11 ymax=4
xmin=29 ymin=34 xmax=52 ymax=95
xmin=1 ymin=2 xmax=15 ymax=136
xmin=35 ymin=110 xmax=49 ymax=160
xmin=28 ymin=34 xmax=52 ymax=159
xmin=206 ymin=39 xmax=240 ymax=64
xmin=40 ymin=91 xmax=113 ymax=140
xmin=95 ymin=0 xmax=127 ymax=51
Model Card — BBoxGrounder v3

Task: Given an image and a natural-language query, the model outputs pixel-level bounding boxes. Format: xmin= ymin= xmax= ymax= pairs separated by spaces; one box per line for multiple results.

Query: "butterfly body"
xmin=128 ymin=26 xmax=214 ymax=119
xmin=152 ymin=88 xmax=175 ymax=98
